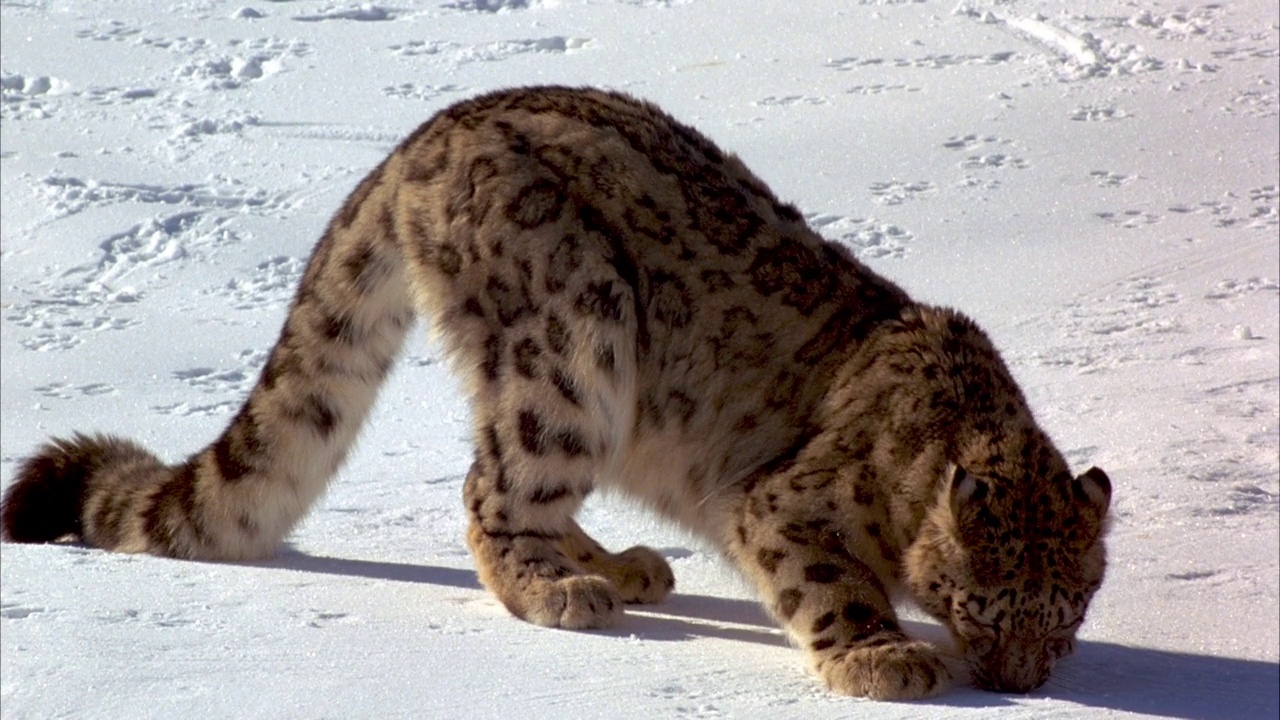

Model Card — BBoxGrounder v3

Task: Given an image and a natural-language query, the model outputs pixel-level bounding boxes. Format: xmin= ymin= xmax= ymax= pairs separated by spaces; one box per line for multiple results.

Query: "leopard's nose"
xmin=991 ymin=672 xmax=1047 ymax=694
xmin=974 ymin=648 xmax=1052 ymax=694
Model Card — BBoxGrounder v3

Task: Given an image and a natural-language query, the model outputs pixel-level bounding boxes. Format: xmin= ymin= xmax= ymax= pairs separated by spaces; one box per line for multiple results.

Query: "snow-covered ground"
xmin=2 ymin=1 xmax=1277 ymax=717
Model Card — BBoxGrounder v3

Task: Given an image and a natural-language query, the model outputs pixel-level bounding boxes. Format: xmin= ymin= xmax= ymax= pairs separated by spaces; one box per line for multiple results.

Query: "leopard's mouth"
xmin=967 ymin=648 xmax=1054 ymax=694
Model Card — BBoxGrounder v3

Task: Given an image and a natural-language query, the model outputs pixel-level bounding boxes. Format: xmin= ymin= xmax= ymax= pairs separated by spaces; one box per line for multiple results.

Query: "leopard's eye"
xmin=1046 ymin=636 xmax=1076 ymax=659
xmin=964 ymin=631 xmax=996 ymax=657
xmin=952 ymin=602 xmax=998 ymax=653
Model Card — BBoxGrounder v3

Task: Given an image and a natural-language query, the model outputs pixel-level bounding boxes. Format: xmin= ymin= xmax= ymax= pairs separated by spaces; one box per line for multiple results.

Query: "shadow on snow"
xmin=265 ymin=550 xmax=1279 ymax=719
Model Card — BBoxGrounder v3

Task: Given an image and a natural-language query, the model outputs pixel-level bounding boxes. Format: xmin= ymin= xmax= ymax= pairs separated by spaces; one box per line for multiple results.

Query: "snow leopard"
xmin=2 ymin=86 xmax=1111 ymax=699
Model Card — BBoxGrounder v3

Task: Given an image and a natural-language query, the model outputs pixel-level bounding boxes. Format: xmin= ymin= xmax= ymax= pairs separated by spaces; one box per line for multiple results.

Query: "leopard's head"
xmin=904 ymin=463 xmax=1111 ymax=693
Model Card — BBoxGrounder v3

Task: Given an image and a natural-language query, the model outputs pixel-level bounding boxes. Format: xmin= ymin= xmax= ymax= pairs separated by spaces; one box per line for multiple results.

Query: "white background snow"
xmin=1 ymin=0 xmax=1277 ymax=718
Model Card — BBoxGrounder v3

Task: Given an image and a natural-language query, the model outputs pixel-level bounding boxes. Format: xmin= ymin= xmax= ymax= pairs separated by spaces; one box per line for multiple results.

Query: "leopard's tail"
xmin=1 ymin=156 xmax=418 ymax=560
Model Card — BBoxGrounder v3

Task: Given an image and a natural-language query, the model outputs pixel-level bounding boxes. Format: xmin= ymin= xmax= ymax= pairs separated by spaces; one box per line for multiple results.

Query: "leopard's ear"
xmin=1073 ymin=466 xmax=1111 ymax=516
xmin=1072 ymin=467 xmax=1112 ymax=541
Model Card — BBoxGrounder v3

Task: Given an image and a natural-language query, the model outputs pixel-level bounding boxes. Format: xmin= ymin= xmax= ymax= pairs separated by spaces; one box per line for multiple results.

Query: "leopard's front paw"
xmin=608 ymin=545 xmax=675 ymax=604
xmin=815 ymin=638 xmax=951 ymax=700
xmin=519 ymin=575 xmax=625 ymax=630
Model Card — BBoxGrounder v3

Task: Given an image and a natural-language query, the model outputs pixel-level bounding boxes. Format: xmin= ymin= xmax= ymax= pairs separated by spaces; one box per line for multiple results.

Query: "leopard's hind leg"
xmin=458 ymin=293 xmax=672 ymax=628
xmin=432 ymin=230 xmax=658 ymax=627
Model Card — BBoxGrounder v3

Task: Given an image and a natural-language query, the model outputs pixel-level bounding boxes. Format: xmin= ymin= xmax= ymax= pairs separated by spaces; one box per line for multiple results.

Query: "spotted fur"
xmin=1 ymin=86 xmax=1111 ymax=699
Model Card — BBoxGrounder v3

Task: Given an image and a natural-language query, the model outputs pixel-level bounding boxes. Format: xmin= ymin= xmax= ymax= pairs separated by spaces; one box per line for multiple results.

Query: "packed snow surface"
xmin=1 ymin=1 xmax=1277 ymax=718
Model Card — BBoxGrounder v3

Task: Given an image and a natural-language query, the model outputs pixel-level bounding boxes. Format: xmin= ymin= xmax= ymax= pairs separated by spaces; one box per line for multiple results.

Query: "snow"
xmin=1 ymin=0 xmax=1277 ymax=717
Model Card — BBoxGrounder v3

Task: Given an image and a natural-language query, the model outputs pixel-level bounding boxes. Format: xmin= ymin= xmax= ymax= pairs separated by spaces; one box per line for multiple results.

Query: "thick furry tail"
xmin=2 ymin=434 xmax=161 ymax=544
xmin=2 ymin=155 xmax=417 ymax=560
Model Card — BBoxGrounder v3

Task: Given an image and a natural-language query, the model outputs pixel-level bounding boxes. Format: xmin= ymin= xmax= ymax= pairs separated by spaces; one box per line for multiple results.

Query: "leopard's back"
xmin=389 ymin=86 xmax=909 ymax=529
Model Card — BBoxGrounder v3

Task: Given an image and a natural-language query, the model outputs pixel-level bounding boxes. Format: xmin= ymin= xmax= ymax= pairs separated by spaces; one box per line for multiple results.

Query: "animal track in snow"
xmin=175 ymin=55 xmax=284 ymax=90
xmin=646 ymin=669 xmax=755 ymax=719
xmin=1114 ymin=276 xmax=1181 ymax=309
xmin=616 ymin=0 xmax=694 ymax=7
xmin=389 ymin=37 xmax=593 ymax=67
xmin=1 ymin=603 xmax=48 ymax=620
xmin=1247 ymin=185 xmax=1278 ymax=204
xmin=8 ymin=292 xmax=144 ymax=353
xmin=1244 ymin=183 xmax=1274 ymax=203
xmin=77 ymin=21 xmax=308 ymax=93
xmin=20 ymin=333 xmax=84 ymax=353
xmin=9 ymin=305 xmax=141 ymax=332
xmin=845 ymin=83 xmax=921 ymax=96
xmin=382 ymin=83 xmax=468 ymax=102
xmin=1190 ymin=472 xmax=1280 ymax=518
xmin=79 ymin=85 xmax=161 ymax=107
xmin=173 ymin=349 xmax=267 ymax=396
xmin=1168 ymin=199 xmax=1233 ymax=221
xmin=462 ymin=36 xmax=594 ymax=60
xmin=913 ymin=51 xmax=1016 ymax=69
xmin=1199 ymin=378 xmax=1278 ymax=430
xmin=94 ymin=608 xmax=196 ymax=629
xmin=176 ymin=38 xmax=313 ymax=91
xmin=949 ymin=138 xmax=1027 ymax=184
xmin=74 ymin=20 xmax=144 ymax=43
xmin=1114 ymin=195 xmax=1277 ymax=233
xmin=960 ymin=153 xmax=1028 ymax=170
xmin=1 ymin=73 xmax=72 ymax=120
xmin=1233 ymin=186 xmax=1280 ymax=229
xmin=1096 ymin=209 xmax=1161 ymax=229
xmin=4 ymin=80 xmax=159 ymax=119
xmin=173 ymin=366 xmax=253 ymax=395
xmin=137 ymin=35 xmax=216 ymax=55
xmin=298 ymin=609 xmax=358 ymax=629
xmin=1070 ymin=104 xmax=1131 ymax=122
xmin=956 ymin=8 xmax=1165 ymax=79
xmin=33 ymin=382 xmax=118 ymax=400
xmin=380 ymin=441 xmax=429 ymax=458
xmin=168 ymin=112 xmax=262 ymax=158
xmin=941 ymin=133 xmax=1010 ymax=152
xmin=1167 ymin=189 xmax=1278 ymax=230
xmin=229 ymin=37 xmax=314 ymax=57
xmin=6 ymin=207 xmax=256 ymax=357
xmin=32 ymin=383 xmax=75 ymax=400
xmin=37 ymin=175 xmax=289 ymax=219
xmin=442 ymin=0 xmax=541 ymax=12
xmin=164 ymin=37 xmax=310 ymax=92
xmin=1090 ymin=170 xmax=1137 ymax=188
xmin=825 ymin=51 xmax=1015 ymax=72
xmin=1125 ymin=4 xmax=1231 ymax=43
xmin=1016 ymin=274 xmax=1191 ymax=374
xmin=292 ymin=4 xmax=396 ymax=22
xmin=1166 ymin=570 xmax=1220 ymax=581
xmin=868 ymin=180 xmax=936 ymax=206
xmin=1196 ymin=377 xmax=1280 ymax=504
xmin=823 ymin=56 xmax=884 ymax=71
xmin=89 ymin=214 xmax=196 ymax=285
xmin=1221 ymin=86 xmax=1279 ymax=119
xmin=211 ymin=255 xmax=306 ymax=310
xmin=328 ymin=505 xmax=457 ymax=536
xmin=151 ymin=400 xmax=239 ymax=417
xmin=405 ymin=353 xmax=440 ymax=368
xmin=1204 ymin=277 xmax=1280 ymax=300
xmin=807 ymin=213 xmax=913 ymax=260
xmin=153 ymin=350 xmax=267 ymax=416
xmin=752 ymin=95 xmax=828 ymax=107
xmin=386 ymin=39 xmax=453 ymax=58
xmin=958 ymin=177 xmax=1002 ymax=191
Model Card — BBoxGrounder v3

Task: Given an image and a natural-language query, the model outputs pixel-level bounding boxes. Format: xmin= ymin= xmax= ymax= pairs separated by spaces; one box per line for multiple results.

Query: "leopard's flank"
xmin=1 ymin=86 xmax=1111 ymax=699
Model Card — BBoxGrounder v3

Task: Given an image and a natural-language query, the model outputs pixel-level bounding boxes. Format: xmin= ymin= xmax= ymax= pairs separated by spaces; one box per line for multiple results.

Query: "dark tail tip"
xmin=2 ymin=433 xmax=148 ymax=543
